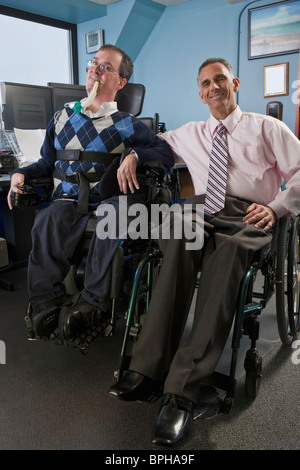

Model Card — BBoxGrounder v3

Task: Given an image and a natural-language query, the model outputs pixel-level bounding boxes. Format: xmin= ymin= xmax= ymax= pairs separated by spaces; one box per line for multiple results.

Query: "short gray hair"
xmin=197 ymin=58 xmax=234 ymax=87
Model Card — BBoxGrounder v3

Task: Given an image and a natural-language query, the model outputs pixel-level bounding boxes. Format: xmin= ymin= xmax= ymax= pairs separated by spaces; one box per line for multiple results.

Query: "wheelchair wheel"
xmin=115 ymin=250 xmax=162 ymax=380
xmin=128 ymin=253 xmax=161 ymax=342
xmin=276 ymin=217 xmax=300 ymax=345
xmin=287 ymin=218 xmax=300 ymax=338
xmin=244 ymin=348 xmax=262 ymax=398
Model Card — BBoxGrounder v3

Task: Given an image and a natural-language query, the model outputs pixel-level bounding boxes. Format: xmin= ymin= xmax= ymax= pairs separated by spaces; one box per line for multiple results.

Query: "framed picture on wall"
xmin=248 ymin=0 xmax=300 ymax=60
xmin=86 ymin=29 xmax=104 ymax=54
xmin=263 ymin=62 xmax=289 ymax=97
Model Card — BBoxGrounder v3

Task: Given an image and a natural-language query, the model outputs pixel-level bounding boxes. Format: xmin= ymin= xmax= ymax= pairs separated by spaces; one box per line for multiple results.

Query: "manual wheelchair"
xmin=113 ymin=206 xmax=300 ymax=412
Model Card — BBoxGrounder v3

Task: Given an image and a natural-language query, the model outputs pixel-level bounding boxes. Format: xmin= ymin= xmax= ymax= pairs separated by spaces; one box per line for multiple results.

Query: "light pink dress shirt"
xmin=160 ymin=106 xmax=300 ymax=217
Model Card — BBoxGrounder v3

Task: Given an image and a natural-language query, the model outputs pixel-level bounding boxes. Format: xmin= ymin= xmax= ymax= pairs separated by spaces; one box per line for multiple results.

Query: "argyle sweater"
xmin=16 ymin=105 xmax=174 ymax=204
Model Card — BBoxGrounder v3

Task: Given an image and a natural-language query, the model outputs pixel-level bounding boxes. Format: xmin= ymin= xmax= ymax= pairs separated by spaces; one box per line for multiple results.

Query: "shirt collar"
xmin=209 ymin=105 xmax=242 ymax=136
xmin=83 ymin=101 xmax=118 ymax=118
xmin=67 ymin=100 xmax=118 ymax=118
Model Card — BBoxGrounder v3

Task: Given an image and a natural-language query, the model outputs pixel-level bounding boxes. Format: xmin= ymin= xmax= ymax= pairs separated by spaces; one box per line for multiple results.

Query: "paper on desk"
xmin=14 ymin=128 xmax=46 ymax=166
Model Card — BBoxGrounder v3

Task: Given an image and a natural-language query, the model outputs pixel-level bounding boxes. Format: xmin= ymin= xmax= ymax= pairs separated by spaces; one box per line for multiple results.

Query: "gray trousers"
xmin=130 ymin=195 xmax=273 ymax=403
xmin=28 ymin=192 xmax=146 ymax=306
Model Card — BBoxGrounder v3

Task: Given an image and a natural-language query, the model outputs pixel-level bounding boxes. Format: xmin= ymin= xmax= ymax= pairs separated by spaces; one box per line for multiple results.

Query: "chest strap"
xmin=56 ymin=149 xmax=121 ymax=163
xmin=53 ymin=168 xmax=104 ymax=214
xmin=54 ymin=150 xmax=122 ymax=214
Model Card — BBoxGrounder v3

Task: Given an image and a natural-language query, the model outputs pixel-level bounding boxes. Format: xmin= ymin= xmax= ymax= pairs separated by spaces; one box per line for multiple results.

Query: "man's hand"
xmin=7 ymin=172 xmax=25 ymax=210
xmin=243 ymin=203 xmax=277 ymax=232
xmin=117 ymin=153 xmax=139 ymax=194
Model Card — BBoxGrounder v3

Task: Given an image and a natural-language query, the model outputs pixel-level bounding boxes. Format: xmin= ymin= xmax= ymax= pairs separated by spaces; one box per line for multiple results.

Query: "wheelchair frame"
xmin=114 ymin=213 xmax=300 ymax=412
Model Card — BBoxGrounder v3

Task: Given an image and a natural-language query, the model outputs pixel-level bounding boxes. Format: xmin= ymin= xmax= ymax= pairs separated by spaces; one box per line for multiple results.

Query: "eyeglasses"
xmin=86 ymin=59 xmax=119 ymax=75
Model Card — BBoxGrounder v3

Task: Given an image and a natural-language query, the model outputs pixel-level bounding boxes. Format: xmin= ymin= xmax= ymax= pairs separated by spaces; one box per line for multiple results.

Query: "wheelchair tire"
xmin=244 ymin=348 xmax=262 ymax=398
xmin=116 ymin=252 xmax=162 ymax=380
xmin=287 ymin=217 xmax=300 ymax=338
xmin=276 ymin=217 xmax=300 ymax=345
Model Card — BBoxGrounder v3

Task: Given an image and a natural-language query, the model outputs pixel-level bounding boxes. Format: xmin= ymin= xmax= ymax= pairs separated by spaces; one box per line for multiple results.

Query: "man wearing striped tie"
xmin=109 ymin=58 xmax=300 ymax=446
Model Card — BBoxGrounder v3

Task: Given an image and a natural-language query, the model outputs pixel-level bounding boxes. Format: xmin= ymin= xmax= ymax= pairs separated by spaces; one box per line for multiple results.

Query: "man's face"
xmin=198 ymin=62 xmax=239 ymax=118
xmin=86 ymin=48 xmax=126 ymax=99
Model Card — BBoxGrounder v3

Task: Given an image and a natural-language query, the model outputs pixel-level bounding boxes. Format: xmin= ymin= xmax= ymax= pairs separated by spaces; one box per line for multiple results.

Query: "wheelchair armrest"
xmin=120 ymin=149 xmax=168 ymax=181
xmin=138 ymin=161 xmax=168 ymax=184
xmin=28 ymin=177 xmax=53 ymax=188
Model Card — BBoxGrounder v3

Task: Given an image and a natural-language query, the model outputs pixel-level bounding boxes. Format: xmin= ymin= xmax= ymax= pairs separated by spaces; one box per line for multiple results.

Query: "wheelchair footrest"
xmin=243 ymin=301 xmax=263 ymax=317
xmin=50 ymin=317 xmax=112 ymax=354
xmin=193 ymin=386 xmax=222 ymax=420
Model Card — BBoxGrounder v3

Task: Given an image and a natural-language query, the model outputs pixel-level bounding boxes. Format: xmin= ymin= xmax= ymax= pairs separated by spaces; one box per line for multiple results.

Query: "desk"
xmin=174 ymin=163 xmax=195 ymax=199
xmin=0 ymin=174 xmax=35 ymax=263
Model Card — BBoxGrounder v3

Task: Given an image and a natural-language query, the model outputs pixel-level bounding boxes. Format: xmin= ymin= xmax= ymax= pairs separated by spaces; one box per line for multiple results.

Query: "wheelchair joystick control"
xmin=11 ymin=183 xmax=42 ymax=209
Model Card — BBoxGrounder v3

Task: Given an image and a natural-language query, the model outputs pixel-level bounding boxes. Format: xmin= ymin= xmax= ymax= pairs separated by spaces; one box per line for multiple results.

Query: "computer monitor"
xmin=0 ymin=81 xmax=54 ymax=131
xmin=48 ymin=82 xmax=87 ymax=113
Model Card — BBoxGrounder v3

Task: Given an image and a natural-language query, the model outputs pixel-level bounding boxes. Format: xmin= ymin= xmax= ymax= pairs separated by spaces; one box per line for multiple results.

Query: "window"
xmin=0 ymin=6 xmax=78 ymax=87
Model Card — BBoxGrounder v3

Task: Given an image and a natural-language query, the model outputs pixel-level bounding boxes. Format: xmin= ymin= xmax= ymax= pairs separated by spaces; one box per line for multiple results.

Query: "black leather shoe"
xmin=151 ymin=393 xmax=194 ymax=447
xmin=30 ymin=294 xmax=70 ymax=339
xmin=108 ymin=371 xmax=162 ymax=402
xmin=59 ymin=294 xmax=105 ymax=339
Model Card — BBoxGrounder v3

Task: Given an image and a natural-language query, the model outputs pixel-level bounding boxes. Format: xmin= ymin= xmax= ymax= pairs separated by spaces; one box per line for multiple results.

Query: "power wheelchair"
xmin=113 ymin=203 xmax=300 ymax=412
xmin=10 ymin=83 xmax=173 ymax=353
xmin=12 ymin=160 xmax=171 ymax=353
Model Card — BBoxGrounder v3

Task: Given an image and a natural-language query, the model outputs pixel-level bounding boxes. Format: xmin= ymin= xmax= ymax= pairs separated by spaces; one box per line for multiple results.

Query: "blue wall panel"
xmin=77 ymin=0 xmax=299 ymax=133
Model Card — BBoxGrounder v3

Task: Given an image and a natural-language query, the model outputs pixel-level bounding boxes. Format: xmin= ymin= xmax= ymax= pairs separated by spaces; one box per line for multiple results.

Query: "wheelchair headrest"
xmin=115 ymin=83 xmax=145 ymax=117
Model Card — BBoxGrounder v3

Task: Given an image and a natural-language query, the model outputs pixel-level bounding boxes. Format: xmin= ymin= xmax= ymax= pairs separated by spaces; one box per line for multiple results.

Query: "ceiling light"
xmin=88 ymin=0 xmax=121 ymax=5
xmin=224 ymin=0 xmax=246 ymax=4
xmin=152 ymin=0 xmax=190 ymax=5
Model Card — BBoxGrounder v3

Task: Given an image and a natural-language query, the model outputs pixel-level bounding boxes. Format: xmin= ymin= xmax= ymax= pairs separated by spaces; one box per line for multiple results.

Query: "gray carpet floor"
xmin=0 ymin=267 xmax=299 ymax=451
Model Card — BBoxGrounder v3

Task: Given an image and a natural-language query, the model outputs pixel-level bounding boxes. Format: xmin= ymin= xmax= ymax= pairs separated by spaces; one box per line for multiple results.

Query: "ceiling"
xmin=0 ymin=0 xmax=196 ymax=24
xmin=0 ymin=0 xmax=107 ymax=24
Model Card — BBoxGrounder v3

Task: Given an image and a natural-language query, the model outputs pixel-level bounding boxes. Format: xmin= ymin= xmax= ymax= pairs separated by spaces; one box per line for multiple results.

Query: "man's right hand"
xmin=7 ymin=173 xmax=25 ymax=210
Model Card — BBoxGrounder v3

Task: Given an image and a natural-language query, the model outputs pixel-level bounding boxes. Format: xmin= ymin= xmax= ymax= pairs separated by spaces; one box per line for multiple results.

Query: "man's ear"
xmin=233 ymin=77 xmax=240 ymax=94
xmin=199 ymin=90 xmax=207 ymax=104
xmin=117 ymin=77 xmax=127 ymax=92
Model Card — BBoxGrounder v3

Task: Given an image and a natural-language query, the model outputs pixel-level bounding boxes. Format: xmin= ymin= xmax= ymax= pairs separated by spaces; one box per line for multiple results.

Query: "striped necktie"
xmin=204 ymin=123 xmax=228 ymax=215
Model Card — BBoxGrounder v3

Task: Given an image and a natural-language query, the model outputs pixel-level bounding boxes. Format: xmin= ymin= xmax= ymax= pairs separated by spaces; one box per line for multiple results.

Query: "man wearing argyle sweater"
xmin=7 ymin=45 xmax=173 ymax=341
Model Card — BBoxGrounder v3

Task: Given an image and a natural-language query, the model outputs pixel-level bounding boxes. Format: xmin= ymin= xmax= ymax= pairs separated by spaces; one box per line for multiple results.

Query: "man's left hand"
xmin=117 ymin=153 xmax=139 ymax=194
xmin=243 ymin=203 xmax=277 ymax=232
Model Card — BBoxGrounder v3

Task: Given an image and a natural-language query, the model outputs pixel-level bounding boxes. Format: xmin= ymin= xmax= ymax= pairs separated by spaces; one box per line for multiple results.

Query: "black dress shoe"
xmin=29 ymin=294 xmax=70 ymax=339
xmin=58 ymin=294 xmax=105 ymax=339
xmin=108 ymin=371 xmax=162 ymax=402
xmin=151 ymin=393 xmax=194 ymax=447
